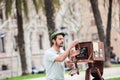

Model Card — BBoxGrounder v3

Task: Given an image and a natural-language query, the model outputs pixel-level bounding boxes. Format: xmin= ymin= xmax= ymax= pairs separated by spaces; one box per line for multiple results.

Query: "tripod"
xmin=85 ymin=61 xmax=104 ymax=80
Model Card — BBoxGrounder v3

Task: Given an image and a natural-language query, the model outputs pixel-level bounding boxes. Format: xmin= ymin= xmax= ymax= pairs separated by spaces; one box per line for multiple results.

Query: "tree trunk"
xmin=106 ymin=0 xmax=112 ymax=62
xmin=44 ymin=0 xmax=56 ymax=46
xmin=90 ymin=0 xmax=111 ymax=67
xmin=90 ymin=0 xmax=105 ymax=41
xmin=16 ymin=0 xmax=28 ymax=75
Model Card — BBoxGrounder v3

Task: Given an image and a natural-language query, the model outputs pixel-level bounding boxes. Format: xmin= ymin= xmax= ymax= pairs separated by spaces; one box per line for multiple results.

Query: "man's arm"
xmin=54 ymin=40 xmax=79 ymax=62
xmin=65 ymin=49 xmax=80 ymax=68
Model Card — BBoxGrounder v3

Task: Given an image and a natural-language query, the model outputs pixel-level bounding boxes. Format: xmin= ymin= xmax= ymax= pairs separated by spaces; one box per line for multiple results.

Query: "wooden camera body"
xmin=75 ymin=41 xmax=105 ymax=61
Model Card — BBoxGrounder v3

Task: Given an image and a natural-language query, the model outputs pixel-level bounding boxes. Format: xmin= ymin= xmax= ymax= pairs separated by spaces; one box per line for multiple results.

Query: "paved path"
xmin=27 ymin=67 xmax=120 ymax=80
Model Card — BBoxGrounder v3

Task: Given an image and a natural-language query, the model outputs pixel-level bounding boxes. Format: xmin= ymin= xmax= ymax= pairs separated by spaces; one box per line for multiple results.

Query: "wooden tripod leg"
xmin=69 ymin=62 xmax=79 ymax=76
xmin=85 ymin=68 xmax=91 ymax=80
xmin=75 ymin=62 xmax=79 ymax=75
xmin=96 ymin=68 xmax=103 ymax=80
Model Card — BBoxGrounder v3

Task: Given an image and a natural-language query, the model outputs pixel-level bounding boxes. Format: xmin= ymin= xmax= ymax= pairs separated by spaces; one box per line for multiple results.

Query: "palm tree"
xmin=44 ymin=0 xmax=60 ymax=45
xmin=15 ymin=0 xmax=27 ymax=75
xmin=90 ymin=0 xmax=112 ymax=67
xmin=106 ymin=0 xmax=112 ymax=61
xmin=44 ymin=0 xmax=55 ymax=37
xmin=1 ymin=0 xmax=39 ymax=75
xmin=1 ymin=0 xmax=60 ymax=75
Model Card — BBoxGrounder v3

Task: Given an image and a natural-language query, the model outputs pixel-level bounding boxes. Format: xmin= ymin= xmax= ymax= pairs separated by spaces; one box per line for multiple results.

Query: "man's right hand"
xmin=70 ymin=49 xmax=80 ymax=61
xmin=69 ymin=40 xmax=79 ymax=49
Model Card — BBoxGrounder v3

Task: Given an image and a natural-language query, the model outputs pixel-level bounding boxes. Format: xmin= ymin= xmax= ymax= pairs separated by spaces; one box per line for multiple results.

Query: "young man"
xmin=44 ymin=31 xmax=79 ymax=80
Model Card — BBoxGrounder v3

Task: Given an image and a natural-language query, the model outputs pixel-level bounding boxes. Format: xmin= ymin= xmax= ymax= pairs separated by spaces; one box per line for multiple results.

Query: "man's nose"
xmin=62 ymin=39 xmax=64 ymax=42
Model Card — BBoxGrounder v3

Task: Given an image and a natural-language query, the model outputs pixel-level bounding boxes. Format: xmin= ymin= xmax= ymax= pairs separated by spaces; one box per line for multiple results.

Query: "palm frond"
xmin=22 ymin=0 xmax=29 ymax=20
xmin=0 ymin=0 xmax=3 ymax=3
xmin=52 ymin=0 xmax=60 ymax=12
xmin=5 ymin=0 xmax=13 ymax=19
xmin=16 ymin=0 xmax=22 ymax=16
xmin=38 ymin=0 xmax=44 ymax=11
xmin=32 ymin=0 xmax=39 ymax=13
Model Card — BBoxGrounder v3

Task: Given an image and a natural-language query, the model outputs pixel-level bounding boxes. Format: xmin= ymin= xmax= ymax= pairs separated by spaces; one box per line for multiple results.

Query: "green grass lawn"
xmin=1 ymin=64 xmax=120 ymax=80
xmin=2 ymin=73 xmax=45 ymax=80
xmin=107 ymin=77 xmax=120 ymax=80
xmin=111 ymin=64 xmax=120 ymax=67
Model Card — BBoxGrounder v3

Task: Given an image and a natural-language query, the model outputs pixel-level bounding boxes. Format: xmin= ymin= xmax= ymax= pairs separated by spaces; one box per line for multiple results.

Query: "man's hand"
xmin=65 ymin=61 xmax=73 ymax=68
xmin=68 ymin=40 xmax=79 ymax=49
xmin=65 ymin=49 xmax=80 ymax=68
xmin=70 ymin=49 xmax=80 ymax=61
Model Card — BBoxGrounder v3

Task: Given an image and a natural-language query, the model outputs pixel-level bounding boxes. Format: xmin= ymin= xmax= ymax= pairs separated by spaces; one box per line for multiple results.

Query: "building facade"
xmin=0 ymin=0 xmax=120 ymax=79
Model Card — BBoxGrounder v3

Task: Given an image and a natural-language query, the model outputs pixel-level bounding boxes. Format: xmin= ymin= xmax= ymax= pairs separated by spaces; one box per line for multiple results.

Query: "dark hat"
xmin=51 ymin=31 xmax=65 ymax=40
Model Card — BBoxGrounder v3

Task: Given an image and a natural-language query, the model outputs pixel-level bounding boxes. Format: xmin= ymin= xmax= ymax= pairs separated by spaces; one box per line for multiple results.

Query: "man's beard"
xmin=56 ymin=42 xmax=64 ymax=47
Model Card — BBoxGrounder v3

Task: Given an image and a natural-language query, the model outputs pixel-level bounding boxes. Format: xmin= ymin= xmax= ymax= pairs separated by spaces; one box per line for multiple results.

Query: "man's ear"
xmin=52 ymin=39 xmax=56 ymax=44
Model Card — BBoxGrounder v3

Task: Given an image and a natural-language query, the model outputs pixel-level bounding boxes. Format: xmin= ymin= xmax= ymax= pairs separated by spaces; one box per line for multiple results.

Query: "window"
xmin=0 ymin=37 xmax=5 ymax=52
xmin=0 ymin=9 xmax=3 ymax=19
xmin=91 ymin=19 xmax=95 ymax=26
xmin=13 ymin=14 xmax=17 ymax=19
xmin=2 ymin=64 xmax=8 ymax=70
xmin=71 ymin=33 xmax=74 ymax=40
xmin=92 ymin=33 xmax=99 ymax=41
xmin=39 ymin=35 xmax=43 ymax=49
xmin=13 ymin=36 xmax=18 ymax=51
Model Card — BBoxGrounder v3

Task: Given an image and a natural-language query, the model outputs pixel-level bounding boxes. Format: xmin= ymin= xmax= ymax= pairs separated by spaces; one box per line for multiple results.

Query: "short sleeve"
xmin=45 ymin=51 xmax=59 ymax=62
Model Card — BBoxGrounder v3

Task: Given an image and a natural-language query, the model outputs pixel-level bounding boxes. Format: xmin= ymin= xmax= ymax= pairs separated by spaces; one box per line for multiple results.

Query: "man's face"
xmin=54 ymin=35 xmax=64 ymax=47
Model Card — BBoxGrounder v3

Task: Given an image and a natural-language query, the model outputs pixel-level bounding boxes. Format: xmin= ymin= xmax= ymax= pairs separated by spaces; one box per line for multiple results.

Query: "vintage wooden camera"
xmin=70 ymin=41 xmax=105 ymax=80
xmin=75 ymin=41 xmax=105 ymax=61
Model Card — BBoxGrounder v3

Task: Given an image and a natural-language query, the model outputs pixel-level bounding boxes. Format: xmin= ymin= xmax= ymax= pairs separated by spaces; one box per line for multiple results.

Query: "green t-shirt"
xmin=44 ymin=47 xmax=65 ymax=80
